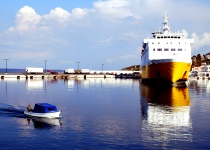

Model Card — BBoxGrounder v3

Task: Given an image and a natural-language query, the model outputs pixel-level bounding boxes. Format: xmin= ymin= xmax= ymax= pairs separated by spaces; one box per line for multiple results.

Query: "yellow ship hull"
xmin=141 ymin=62 xmax=191 ymax=83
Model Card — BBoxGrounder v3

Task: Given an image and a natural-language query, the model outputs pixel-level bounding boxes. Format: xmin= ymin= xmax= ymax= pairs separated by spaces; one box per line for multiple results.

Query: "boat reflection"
xmin=188 ymin=78 xmax=210 ymax=94
xmin=140 ymin=83 xmax=192 ymax=145
xmin=27 ymin=117 xmax=62 ymax=128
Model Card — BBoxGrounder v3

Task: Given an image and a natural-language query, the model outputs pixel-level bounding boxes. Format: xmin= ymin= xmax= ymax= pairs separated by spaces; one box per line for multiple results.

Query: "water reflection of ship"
xmin=140 ymin=83 xmax=192 ymax=145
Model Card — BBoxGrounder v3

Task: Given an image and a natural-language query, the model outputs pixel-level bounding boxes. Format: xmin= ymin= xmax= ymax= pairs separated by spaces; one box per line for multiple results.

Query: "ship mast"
xmin=151 ymin=13 xmax=184 ymax=39
xmin=162 ymin=13 xmax=170 ymax=34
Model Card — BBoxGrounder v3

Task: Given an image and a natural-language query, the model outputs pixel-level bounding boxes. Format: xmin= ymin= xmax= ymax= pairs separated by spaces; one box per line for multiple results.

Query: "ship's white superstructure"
xmin=141 ymin=14 xmax=194 ymax=83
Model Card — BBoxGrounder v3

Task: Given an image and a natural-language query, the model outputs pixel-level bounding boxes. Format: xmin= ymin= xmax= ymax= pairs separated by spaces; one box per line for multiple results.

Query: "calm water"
xmin=0 ymin=78 xmax=210 ymax=150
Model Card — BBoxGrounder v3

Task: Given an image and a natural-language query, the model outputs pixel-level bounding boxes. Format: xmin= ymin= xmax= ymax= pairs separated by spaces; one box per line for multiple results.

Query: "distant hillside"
xmin=121 ymin=65 xmax=140 ymax=71
xmin=192 ymin=53 xmax=210 ymax=67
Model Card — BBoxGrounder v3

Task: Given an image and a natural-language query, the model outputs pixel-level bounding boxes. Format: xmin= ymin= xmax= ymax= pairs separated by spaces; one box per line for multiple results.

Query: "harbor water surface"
xmin=0 ymin=78 xmax=210 ymax=149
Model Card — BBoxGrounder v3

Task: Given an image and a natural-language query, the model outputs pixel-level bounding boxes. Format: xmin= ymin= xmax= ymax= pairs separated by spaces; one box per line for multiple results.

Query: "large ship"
xmin=141 ymin=14 xmax=194 ymax=85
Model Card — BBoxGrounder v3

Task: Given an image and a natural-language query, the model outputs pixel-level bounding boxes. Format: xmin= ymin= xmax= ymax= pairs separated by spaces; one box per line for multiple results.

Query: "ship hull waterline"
xmin=141 ymin=62 xmax=192 ymax=85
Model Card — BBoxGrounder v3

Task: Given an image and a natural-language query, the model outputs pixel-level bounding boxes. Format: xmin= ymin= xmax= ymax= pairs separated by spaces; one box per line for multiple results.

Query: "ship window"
xmin=153 ymin=48 xmax=155 ymax=51
xmin=157 ymin=48 xmax=162 ymax=51
xmin=171 ymin=48 xmax=175 ymax=51
xmin=166 ymin=42 xmax=168 ymax=44
xmin=158 ymin=42 xmax=160 ymax=44
xmin=152 ymin=42 xmax=154 ymax=44
xmin=178 ymin=48 xmax=182 ymax=51
xmin=164 ymin=48 xmax=169 ymax=51
xmin=48 ymin=107 xmax=55 ymax=111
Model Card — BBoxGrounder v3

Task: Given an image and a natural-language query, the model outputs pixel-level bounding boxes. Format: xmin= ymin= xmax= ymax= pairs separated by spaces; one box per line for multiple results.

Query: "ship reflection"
xmin=140 ymin=83 xmax=192 ymax=146
xmin=27 ymin=118 xmax=62 ymax=128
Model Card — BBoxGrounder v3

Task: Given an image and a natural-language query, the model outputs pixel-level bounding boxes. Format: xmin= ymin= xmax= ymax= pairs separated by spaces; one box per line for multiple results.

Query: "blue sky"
xmin=0 ymin=0 xmax=210 ymax=70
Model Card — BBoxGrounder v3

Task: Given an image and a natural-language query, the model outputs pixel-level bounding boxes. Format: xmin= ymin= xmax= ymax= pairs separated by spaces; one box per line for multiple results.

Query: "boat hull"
xmin=24 ymin=110 xmax=61 ymax=118
xmin=32 ymin=118 xmax=61 ymax=126
xmin=141 ymin=61 xmax=191 ymax=84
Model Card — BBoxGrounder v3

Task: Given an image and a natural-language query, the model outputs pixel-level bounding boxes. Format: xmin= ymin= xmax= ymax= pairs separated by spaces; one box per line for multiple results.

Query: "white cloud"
xmin=181 ymin=29 xmax=189 ymax=38
xmin=175 ymin=29 xmax=210 ymax=53
xmin=71 ymin=8 xmax=90 ymax=19
xmin=8 ymin=6 xmax=42 ymax=32
xmin=93 ymin=0 xmax=133 ymax=19
xmin=41 ymin=7 xmax=91 ymax=27
xmin=43 ymin=7 xmax=70 ymax=25
xmin=8 ymin=6 xmax=92 ymax=33
xmin=191 ymin=32 xmax=210 ymax=51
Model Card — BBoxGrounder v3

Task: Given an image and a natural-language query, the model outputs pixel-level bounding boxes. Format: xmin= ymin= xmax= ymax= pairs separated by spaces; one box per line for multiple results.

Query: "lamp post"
xmin=44 ymin=60 xmax=48 ymax=73
xmin=76 ymin=62 xmax=80 ymax=70
xmin=4 ymin=59 xmax=9 ymax=74
xmin=76 ymin=62 xmax=80 ymax=74
xmin=102 ymin=64 xmax=104 ymax=72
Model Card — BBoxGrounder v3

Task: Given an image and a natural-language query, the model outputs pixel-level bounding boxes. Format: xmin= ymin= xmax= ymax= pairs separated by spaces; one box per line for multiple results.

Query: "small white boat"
xmin=24 ymin=103 xmax=61 ymax=118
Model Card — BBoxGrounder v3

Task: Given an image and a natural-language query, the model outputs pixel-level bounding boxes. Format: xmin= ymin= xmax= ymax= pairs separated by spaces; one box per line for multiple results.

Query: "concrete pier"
xmin=0 ymin=73 xmax=115 ymax=80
